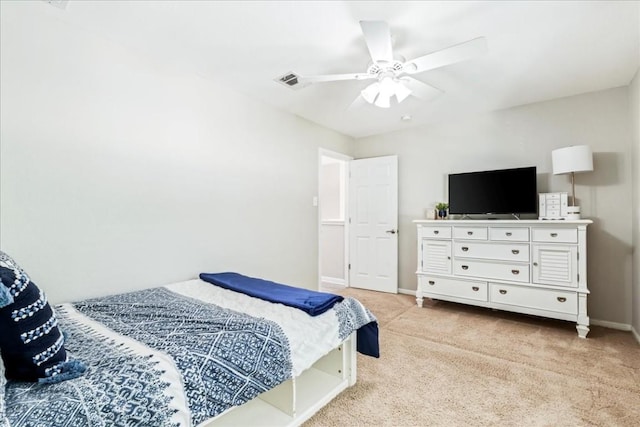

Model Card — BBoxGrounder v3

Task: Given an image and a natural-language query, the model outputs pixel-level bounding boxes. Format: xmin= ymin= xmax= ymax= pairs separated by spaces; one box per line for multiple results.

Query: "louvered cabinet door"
xmin=532 ymin=244 xmax=578 ymax=287
xmin=421 ymin=240 xmax=452 ymax=274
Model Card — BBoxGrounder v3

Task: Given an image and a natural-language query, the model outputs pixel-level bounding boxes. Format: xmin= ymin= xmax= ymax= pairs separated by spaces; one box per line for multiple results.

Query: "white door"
xmin=349 ymin=155 xmax=398 ymax=293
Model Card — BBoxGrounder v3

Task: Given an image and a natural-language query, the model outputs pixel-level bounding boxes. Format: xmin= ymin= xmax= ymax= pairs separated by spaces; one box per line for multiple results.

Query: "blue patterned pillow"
xmin=0 ymin=250 xmax=85 ymax=383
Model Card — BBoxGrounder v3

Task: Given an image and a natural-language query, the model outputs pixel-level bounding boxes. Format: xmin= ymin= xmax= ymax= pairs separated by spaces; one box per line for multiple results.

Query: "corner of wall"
xmin=630 ymin=66 xmax=640 ymax=338
xmin=633 ymin=325 xmax=640 ymax=345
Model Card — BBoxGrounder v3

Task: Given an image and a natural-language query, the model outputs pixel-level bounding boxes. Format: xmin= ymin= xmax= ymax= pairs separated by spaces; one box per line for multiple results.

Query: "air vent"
xmin=42 ymin=0 xmax=69 ymax=9
xmin=274 ymin=72 xmax=307 ymax=90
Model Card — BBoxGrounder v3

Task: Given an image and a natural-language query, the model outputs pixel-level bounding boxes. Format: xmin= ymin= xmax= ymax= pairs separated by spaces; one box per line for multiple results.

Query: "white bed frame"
xmin=200 ymin=333 xmax=357 ymax=427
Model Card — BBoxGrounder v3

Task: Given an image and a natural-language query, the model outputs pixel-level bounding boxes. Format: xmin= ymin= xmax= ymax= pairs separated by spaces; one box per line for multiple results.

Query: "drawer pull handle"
xmin=472 ymin=286 xmax=479 ymax=291
xmin=434 ymin=230 xmax=439 ymax=235
xmin=550 ymin=233 xmax=558 ymax=237
xmin=533 ymin=262 xmax=538 ymax=267
xmin=461 ymin=265 xmax=469 ymax=270
xmin=506 ymin=232 xmax=512 ymax=236
xmin=428 ymin=280 xmax=435 ymax=285
xmin=511 ymin=249 xmax=519 ymax=255
xmin=511 ymin=269 xmax=520 ymax=275
xmin=557 ymin=297 xmax=566 ymax=303
xmin=499 ymin=289 xmax=507 ymax=295
xmin=467 ymin=231 xmax=473 ymax=235
xmin=462 ymin=247 xmax=469 ymax=252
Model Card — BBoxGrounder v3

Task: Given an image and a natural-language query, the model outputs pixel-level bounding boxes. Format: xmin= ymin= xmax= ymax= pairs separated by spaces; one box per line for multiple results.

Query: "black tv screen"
xmin=448 ymin=166 xmax=537 ymax=215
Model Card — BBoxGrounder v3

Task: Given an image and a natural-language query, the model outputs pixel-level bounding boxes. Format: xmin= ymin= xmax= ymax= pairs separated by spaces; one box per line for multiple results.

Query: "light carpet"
xmin=304 ymin=288 xmax=640 ymax=426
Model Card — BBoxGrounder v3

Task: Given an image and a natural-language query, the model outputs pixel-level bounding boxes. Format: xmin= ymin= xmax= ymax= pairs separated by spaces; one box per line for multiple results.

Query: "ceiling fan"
xmin=290 ymin=21 xmax=487 ymax=109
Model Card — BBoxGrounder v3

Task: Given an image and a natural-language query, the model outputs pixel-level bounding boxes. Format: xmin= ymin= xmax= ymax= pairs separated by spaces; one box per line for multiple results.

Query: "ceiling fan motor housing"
xmin=367 ymin=60 xmax=405 ymax=78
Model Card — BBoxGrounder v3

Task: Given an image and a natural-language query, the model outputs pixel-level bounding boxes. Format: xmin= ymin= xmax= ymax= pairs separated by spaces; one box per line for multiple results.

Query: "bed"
xmin=1 ymin=271 xmax=378 ymax=427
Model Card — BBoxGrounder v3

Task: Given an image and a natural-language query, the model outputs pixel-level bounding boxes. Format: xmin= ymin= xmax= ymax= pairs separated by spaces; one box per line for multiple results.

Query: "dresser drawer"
xmin=531 ymin=228 xmax=577 ymax=243
xmin=420 ymin=276 xmax=488 ymax=302
xmin=420 ymin=225 xmax=452 ymax=239
xmin=489 ymin=283 xmax=577 ymax=315
xmin=454 ymin=259 xmax=530 ymax=282
xmin=489 ymin=227 xmax=530 ymax=242
xmin=454 ymin=242 xmax=530 ymax=262
xmin=453 ymin=226 xmax=488 ymax=240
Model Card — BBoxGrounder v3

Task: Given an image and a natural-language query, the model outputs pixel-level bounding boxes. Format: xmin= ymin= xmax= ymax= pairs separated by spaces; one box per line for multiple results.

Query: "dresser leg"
xmin=416 ymin=291 xmax=424 ymax=307
xmin=576 ymin=324 xmax=590 ymax=339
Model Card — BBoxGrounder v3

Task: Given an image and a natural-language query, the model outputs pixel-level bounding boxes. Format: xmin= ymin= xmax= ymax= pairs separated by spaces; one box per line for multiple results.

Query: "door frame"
xmin=318 ymin=148 xmax=352 ymax=290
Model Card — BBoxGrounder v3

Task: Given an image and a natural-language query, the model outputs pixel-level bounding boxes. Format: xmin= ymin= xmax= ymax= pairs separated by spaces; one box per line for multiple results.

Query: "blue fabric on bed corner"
xmin=357 ymin=322 xmax=380 ymax=358
xmin=199 ymin=272 xmax=344 ymax=316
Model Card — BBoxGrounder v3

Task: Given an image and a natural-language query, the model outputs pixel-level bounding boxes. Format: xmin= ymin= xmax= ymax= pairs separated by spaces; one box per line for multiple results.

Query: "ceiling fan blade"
xmin=300 ymin=73 xmax=375 ymax=84
xmin=360 ymin=20 xmax=394 ymax=63
xmin=404 ymin=37 xmax=488 ymax=74
xmin=401 ymin=77 xmax=443 ymax=101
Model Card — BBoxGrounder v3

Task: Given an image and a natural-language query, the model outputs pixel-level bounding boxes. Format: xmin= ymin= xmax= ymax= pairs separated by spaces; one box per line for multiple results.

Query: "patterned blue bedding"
xmin=3 ymin=285 xmax=376 ymax=426
xmin=5 ymin=287 xmax=292 ymax=426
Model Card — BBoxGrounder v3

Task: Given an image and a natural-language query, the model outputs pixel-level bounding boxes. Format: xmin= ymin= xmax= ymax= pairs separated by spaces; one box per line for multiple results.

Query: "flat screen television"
xmin=448 ymin=166 xmax=537 ymax=216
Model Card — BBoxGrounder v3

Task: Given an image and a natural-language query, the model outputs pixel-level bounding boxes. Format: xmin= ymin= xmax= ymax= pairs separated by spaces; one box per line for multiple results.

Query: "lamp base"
xmin=565 ymin=206 xmax=581 ymax=220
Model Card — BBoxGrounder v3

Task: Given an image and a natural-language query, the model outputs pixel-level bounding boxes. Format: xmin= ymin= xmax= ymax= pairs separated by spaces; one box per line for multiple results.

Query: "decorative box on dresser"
xmin=414 ymin=219 xmax=592 ymax=338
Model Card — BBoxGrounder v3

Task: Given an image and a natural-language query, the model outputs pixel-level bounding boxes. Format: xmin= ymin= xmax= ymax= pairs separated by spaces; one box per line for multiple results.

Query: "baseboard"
xmin=321 ymin=277 xmax=345 ymax=286
xmin=590 ymin=319 xmax=632 ymax=331
xmin=398 ymin=288 xmax=416 ymax=296
xmin=632 ymin=326 xmax=640 ymax=345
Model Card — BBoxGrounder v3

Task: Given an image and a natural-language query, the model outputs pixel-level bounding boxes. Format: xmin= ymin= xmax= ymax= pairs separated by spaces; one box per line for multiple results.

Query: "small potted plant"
xmin=436 ymin=202 xmax=449 ymax=220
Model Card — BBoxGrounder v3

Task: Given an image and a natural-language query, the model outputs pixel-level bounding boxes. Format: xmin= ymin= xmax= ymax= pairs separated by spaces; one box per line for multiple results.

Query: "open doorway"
xmin=318 ymin=148 xmax=351 ymax=292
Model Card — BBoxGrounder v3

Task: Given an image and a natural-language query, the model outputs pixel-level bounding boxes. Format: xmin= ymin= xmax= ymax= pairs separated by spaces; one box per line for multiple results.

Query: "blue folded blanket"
xmin=199 ymin=272 xmax=344 ymax=316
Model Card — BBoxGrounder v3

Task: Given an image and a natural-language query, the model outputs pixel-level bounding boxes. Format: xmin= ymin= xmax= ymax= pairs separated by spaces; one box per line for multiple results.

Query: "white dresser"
xmin=414 ymin=219 xmax=592 ymax=338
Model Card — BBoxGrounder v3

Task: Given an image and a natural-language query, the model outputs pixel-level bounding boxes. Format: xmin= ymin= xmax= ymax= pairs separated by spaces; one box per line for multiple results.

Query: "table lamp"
xmin=551 ymin=145 xmax=593 ymax=219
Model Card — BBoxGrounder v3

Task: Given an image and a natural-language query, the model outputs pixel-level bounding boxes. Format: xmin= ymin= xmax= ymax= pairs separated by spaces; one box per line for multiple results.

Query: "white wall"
xmin=319 ymin=161 xmax=345 ymax=283
xmin=0 ymin=2 xmax=352 ymax=303
xmin=631 ymin=68 xmax=640 ymax=339
xmin=320 ymin=162 xmax=343 ymax=220
xmin=320 ymin=223 xmax=345 ymax=281
xmin=354 ymin=88 xmax=634 ymax=325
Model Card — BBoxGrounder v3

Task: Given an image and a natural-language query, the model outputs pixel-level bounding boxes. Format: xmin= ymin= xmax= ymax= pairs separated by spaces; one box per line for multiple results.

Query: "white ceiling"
xmin=42 ymin=0 xmax=639 ymax=138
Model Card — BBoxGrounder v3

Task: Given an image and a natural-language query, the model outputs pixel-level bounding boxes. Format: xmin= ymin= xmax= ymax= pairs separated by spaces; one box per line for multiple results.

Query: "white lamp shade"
xmin=374 ymin=92 xmax=391 ymax=108
xmin=394 ymin=81 xmax=412 ymax=102
xmin=361 ymin=82 xmax=380 ymax=104
xmin=552 ymin=145 xmax=593 ymax=175
xmin=378 ymin=77 xmax=396 ymax=98
xmin=360 ymin=77 xmax=413 ymax=108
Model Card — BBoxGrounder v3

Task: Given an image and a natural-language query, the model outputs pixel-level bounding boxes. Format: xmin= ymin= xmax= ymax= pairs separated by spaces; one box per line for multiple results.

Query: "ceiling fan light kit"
xmin=287 ymin=20 xmax=487 ymax=109
xmin=361 ymin=75 xmax=412 ymax=108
